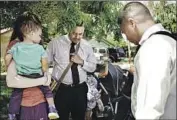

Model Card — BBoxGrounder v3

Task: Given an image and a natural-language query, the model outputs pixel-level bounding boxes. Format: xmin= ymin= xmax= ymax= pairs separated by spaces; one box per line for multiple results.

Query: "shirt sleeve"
xmin=135 ymin=36 xmax=172 ymax=119
xmin=39 ymin=45 xmax=47 ymax=58
xmin=46 ymin=40 xmax=55 ymax=64
xmin=82 ymin=46 xmax=97 ymax=73
xmin=6 ymin=40 xmax=19 ymax=54
xmin=7 ymin=43 xmax=17 ymax=55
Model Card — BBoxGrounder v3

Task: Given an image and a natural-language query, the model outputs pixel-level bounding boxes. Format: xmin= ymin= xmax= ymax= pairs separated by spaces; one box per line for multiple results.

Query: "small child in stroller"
xmin=85 ymin=75 xmax=104 ymax=120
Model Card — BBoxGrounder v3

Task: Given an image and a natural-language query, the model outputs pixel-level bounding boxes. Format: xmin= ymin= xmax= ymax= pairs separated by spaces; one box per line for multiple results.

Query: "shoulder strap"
xmin=135 ymin=31 xmax=176 ymax=55
xmin=149 ymin=31 xmax=177 ymax=41
xmin=51 ymin=42 xmax=80 ymax=91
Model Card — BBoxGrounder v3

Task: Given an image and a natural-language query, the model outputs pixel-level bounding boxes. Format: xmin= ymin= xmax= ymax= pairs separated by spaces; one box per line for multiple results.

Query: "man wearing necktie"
xmin=47 ymin=21 xmax=97 ymax=120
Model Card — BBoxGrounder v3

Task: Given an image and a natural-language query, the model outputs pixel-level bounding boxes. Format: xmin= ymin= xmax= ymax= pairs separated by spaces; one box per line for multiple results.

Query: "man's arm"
xmin=81 ymin=47 xmax=97 ymax=73
xmin=46 ymin=40 xmax=55 ymax=65
xmin=135 ymin=37 xmax=172 ymax=119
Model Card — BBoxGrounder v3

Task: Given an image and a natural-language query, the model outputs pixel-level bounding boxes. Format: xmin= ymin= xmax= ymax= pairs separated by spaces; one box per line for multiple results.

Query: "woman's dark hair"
xmin=10 ymin=11 xmax=42 ymax=42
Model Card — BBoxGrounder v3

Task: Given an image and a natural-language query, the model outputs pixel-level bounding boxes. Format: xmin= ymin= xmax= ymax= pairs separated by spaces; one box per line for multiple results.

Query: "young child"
xmin=86 ymin=75 xmax=104 ymax=120
xmin=5 ymin=12 xmax=59 ymax=120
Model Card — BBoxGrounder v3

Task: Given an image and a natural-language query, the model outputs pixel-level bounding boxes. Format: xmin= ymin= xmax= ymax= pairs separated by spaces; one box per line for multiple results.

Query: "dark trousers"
xmin=54 ymin=82 xmax=88 ymax=120
xmin=8 ymin=86 xmax=53 ymax=114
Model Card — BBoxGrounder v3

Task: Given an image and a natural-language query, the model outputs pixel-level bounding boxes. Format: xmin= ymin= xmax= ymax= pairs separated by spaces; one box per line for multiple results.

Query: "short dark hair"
xmin=10 ymin=11 xmax=42 ymax=42
xmin=118 ymin=2 xmax=153 ymax=24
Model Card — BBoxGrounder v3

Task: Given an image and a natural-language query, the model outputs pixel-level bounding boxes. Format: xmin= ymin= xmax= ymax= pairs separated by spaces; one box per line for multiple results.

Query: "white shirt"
xmin=131 ymin=24 xmax=176 ymax=119
xmin=46 ymin=35 xmax=97 ymax=84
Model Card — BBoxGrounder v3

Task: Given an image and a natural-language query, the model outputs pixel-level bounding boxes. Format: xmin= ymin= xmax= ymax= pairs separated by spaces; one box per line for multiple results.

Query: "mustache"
xmin=73 ymin=38 xmax=81 ymax=41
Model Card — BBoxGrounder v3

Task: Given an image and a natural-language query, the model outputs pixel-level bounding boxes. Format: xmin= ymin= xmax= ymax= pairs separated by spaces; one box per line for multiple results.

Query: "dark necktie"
xmin=70 ymin=42 xmax=80 ymax=85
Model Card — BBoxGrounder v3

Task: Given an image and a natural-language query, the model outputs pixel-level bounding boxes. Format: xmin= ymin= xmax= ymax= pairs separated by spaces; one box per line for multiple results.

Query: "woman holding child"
xmin=5 ymin=12 xmax=59 ymax=120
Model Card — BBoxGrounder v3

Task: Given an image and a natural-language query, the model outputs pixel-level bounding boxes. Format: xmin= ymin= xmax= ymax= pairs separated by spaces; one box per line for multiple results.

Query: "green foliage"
xmin=1 ymin=1 xmax=123 ymax=42
xmin=151 ymin=1 xmax=177 ymax=33
xmin=1 ymin=1 xmax=34 ymax=28
xmin=1 ymin=59 xmax=6 ymax=73
xmin=0 ymin=75 xmax=12 ymax=120
xmin=1 ymin=1 xmax=176 ymax=45
xmin=117 ymin=39 xmax=127 ymax=47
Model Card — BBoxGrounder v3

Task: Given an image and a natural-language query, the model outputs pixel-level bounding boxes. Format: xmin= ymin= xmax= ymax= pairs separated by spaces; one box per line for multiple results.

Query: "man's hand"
xmin=129 ymin=65 xmax=135 ymax=74
xmin=71 ymin=55 xmax=84 ymax=65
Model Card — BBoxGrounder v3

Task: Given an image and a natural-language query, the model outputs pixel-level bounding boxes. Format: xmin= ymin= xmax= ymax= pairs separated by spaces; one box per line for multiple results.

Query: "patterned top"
xmin=86 ymin=75 xmax=101 ymax=110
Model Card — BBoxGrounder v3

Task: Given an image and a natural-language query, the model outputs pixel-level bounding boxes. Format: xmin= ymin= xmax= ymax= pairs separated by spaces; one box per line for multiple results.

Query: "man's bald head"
xmin=120 ymin=2 xmax=154 ymax=23
xmin=119 ymin=2 xmax=155 ymax=45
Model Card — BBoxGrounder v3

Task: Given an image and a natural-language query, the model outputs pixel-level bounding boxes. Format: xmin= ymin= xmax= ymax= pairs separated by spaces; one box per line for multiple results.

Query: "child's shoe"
xmin=8 ymin=114 xmax=16 ymax=120
xmin=48 ymin=106 xmax=59 ymax=119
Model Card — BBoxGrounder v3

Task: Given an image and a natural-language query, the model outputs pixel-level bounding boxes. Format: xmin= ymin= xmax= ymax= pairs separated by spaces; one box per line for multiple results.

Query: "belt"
xmin=60 ymin=82 xmax=86 ymax=88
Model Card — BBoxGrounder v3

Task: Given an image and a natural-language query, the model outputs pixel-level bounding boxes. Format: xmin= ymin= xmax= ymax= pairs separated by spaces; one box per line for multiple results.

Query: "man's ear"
xmin=128 ymin=18 xmax=136 ymax=29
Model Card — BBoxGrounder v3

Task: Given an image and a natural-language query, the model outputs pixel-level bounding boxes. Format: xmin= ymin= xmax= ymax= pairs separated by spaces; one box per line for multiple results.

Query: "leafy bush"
xmin=1 ymin=59 xmax=6 ymax=73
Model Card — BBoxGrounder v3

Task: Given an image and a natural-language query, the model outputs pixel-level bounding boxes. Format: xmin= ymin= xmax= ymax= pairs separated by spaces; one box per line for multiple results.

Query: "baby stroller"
xmin=92 ymin=62 xmax=134 ymax=120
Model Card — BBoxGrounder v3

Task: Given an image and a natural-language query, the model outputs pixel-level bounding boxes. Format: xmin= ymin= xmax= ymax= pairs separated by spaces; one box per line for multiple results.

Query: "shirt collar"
xmin=64 ymin=34 xmax=72 ymax=44
xmin=139 ymin=23 xmax=166 ymax=45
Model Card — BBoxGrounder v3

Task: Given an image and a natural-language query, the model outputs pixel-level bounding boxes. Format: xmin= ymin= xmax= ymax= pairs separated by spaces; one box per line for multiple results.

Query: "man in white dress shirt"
xmin=119 ymin=2 xmax=176 ymax=119
xmin=46 ymin=21 xmax=97 ymax=120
